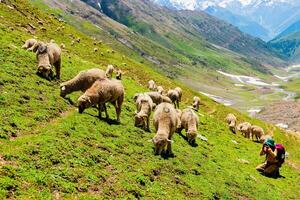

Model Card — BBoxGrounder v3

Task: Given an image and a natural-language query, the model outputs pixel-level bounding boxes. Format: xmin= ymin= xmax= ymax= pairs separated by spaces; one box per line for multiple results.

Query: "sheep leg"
xmin=166 ymin=141 xmax=173 ymax=156
xmin=103 ymin=104 xmax=109 ymax=119
xmin=116 ymin=95 xmax=123 ymax=123
xmin=146 ymin=116 xmax=150 ymax=132
xmin=98 ymin=103 xmax=103 ymax=119
xmin=54 ymin=58 xmax=61 ymax=80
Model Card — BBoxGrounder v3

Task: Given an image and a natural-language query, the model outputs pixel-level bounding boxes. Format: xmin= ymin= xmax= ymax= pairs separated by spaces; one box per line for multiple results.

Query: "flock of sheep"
xmin=226 ymin=113 xmax=272 ymax=143
xmin=22 ymin=37 xmax=268 ymax=157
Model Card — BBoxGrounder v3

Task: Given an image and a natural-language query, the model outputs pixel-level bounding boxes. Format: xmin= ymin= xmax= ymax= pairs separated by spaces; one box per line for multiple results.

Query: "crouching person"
xmin=256 ymin=138 xmax=285 ymax=177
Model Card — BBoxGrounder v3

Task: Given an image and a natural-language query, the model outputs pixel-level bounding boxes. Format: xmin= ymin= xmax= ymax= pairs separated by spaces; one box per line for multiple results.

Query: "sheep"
xmin=237 ymin=122 xmax=252 ymax=138
xmin=134 ymin=93 xmax=153 ymax=131
xmin=77 ymin=78 xmax=124 ymax=123
xmin=180 ymin=108 xmax=199 ymax=144
xmin=34 ymin=42 xmax=62 ymax=80
xmin=175 ymin=109 xmax=182 ymax=132
xmin=148 ymin=80 xmax=157 ymax=91
xmin=116 ymin=69 xmax=122 ymax=80
xmin=162 ymin=95 xmax=172 ymax=104
xmin=105 ymin=64 xmax=114 ymax=79
xmin=225 ymin=113 xmax=237 ymax=134
xmin=152 ymin=103 xmax=178 ymax=156
xmin=192 ymin=96 xmax=201 ymax=111
xmin=71 ymin=40 xmax=75 ymax=46
xmin=174 ymin=87 xmax=182 ymax=102
xmin=145 ymin=92 xmax=163 ymax=106
xmin=167 ymin=89 xmax=180 ymax=108
xmin=60 ymin=68 xmax=106 ymax=98
xmin=22 ymin=38 xmax=37 ymax=51
xmin=93 ymin=48 xmax=98 ymax=52
xmin=157 ymin=86 xmax=164 ymax=95
xmin=76 ymin=37 xmax=81 ymax=43
xmin=250 ymin=125 xmax=264 ymax=141
xmin=60 ymin=43 xmax=65 ymax=49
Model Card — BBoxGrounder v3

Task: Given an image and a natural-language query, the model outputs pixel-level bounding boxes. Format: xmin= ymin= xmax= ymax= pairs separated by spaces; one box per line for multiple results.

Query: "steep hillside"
xmin=0 ymin=0 xmax=300 ymax=199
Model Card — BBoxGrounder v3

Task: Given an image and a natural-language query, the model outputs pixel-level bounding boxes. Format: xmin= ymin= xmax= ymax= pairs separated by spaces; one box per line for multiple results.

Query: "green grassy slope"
xmin=0 ymin=0 xmax=299 ymax=199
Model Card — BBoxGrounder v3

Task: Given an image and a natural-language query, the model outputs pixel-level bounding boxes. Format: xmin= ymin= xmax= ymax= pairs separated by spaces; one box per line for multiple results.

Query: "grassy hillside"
xmin=0 ymin=0 xmax=300 ymax=199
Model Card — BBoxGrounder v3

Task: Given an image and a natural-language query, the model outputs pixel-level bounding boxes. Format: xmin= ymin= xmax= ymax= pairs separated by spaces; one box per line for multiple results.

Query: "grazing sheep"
xmin=60 ymin=68 xmax=106 ymax=98
xmin=180 ymin=108 xmax=199 ymax=144
xmin=93 ymin=48 xmax=98 ymax=52
xmin=22 ymin=38 xmax=37 ymax=51
xmin=134 ymin=93 xmax=153 ymax=131
xmin=157 ymin=86 xmax=164 ymax=95
xmin=60 ymin=43 xmax=65 ymax=49
xmin=225 ymin=113 xmax=237 ymax=134
xmin=145 ymin=92 xmax=162 ymax=106
xmin=175 ymin=109 xmax=182 ymax=132
xmin=162 ymin=95 xmax=172 ymax=104
xmin=152 ymin=103 xmax=178 ymax=155
xmin=174 ymin=87 xmax=182 ymax=102
xmin=76 ymin=37 xmax=81 ymax=43
xmin=77 ymin=78 xmax=124 ymax=123
xmin=116 ymin=69 xmax=122 ymax=80
xmin=148 ymin=80 xmax=157 ymax=91
xmin=105 ymin=64 xmax=114 ymax=79
xmin=167 ymin=89 xmax=180 ymax=108
xmin=34 ymin=42 xmax=62 ymax=80
xmin=237 ymin=122 xmax=252 ymax=138
xmin=192 ymin=96 xmax=201 ymax=111
xmin=251 ymin=125 xmax=264 ymax=141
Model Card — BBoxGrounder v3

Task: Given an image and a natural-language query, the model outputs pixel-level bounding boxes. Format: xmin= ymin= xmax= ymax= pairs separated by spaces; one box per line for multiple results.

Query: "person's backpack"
xmin=275 ymin=144 xmax=286 ymax=165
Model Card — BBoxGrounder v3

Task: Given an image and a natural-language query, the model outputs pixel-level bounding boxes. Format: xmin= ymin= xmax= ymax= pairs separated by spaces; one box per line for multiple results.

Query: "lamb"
xmin=237 ymin=122 xmax=252 ymax=138
xmin=105 ymin=64 xmax=114 ymax=79
xmin=134 ymin=93 xmax=153 ymax=131
xmin=225 ymin=113 xmax=237 ymax=134
xmin=77 ymin=78 xmax=124 ymax=123
xmin=157 ymin=86 xmax=164 ymax=94
xmin=116 ymin=69 xmax=122 ymax=80
xmin=192 ymin=96 xmax=201 ymax=111
xmin=34 ymin=42 xmax=62 ymax=80
xmin=250 ymin=125 xmax=265 ymax=141
xmin=152 ymin=103 xmax=178 ymax=156
xmin=22 ymin=38 xmax=37 ymax=51
xmin=60 ymin=68 xmax=106 ymax=98
xmin=174 ymin=87 xmax=182 ymax=102
xmin=167 ymin=89 xmax=180 ymax=108
xmin=179 ymin=108 xmax=199 ymax=144
xmin=148 ymin=80 xmax=157 ymax=91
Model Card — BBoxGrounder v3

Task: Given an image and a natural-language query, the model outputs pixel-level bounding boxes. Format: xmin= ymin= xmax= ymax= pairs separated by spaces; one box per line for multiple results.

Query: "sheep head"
xmin=187 ymin=130 xmax=197 ymax=145
xmin=152 ymin=135 xmax=172 ymax=155
xmin=77 ymin=95 xmax=92 ymax=114
xmin=116 ymin=70 xmax=122 ymax=80
xmin=60 ymin=85 xmax=68 ymax=98
xmin=36 ymin=65 xmax=53 ymax=81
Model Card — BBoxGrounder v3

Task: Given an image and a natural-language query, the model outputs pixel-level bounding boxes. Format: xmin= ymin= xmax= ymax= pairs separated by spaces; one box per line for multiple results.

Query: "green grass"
xmin=0 ymin=0 xmax=299 ymax=199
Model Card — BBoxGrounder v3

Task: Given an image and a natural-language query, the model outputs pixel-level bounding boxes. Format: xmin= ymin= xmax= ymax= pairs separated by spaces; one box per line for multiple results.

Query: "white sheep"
xmin=134 ymin=93 xmax=153 ymax=131
xmin=157 ymin=86 xmax=164 ymax=94
xmin=250 ymin=125 xmax=264 ymax=141
xmin=60 ymin=68 xmax=106 ymax=98
xmin=148 ymin=80 xmax=157 ymax=91
xmin=237 ymin=122 xmax=252 ymax=138
xmin=167 ymin=89 xmax=180 ymax=108
xmin=174 ymin=87 xmax=182 ymax=102
xmin=152 ymin=103 xmax=178 ymax=156
xmin=225 ymin=113 xmax=237 ymax=134
xmin=105 ymin=64 xmax=114 ymax=79
xmin=22 ymin=38 xmax=37 ymax=51
xmin=179 ymin=108 xmax=199 ymax=144
xmin=77 ymin=78 xmax=124 ymax=123
xmin=192 ymin=96 xmax=201 ymax=111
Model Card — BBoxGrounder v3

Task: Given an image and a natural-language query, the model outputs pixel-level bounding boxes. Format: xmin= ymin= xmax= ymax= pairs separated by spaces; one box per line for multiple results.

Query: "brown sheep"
xmin=152 ymin=103 xmax=178 ymax=156
xmin=60 ymin=68 xmax=106 ymax=98
xmin=134 ymin=93 xmax=153 ymax=131
xmin=167 ymin=89 xmax=180 ymax=108
xmin=34 ymin=42 xmax=62 ymax=80
xmin=237 ymin=122 xmax=252 ymax=138
xmin=225 ymin=113 xmax=237 ymax=134
xmin=251 ymin=125 xmax=264 ymax=141
xmin=174 ymin=87 xmax=182 ymax=102
xmin=22 ymin=38 xmax=37 ymax=51
xmin=148 ymin=80 xmax=157 ymax=91
xmin=192 ymin=96 xmax=201 ymax=111
xmin=179 ymin=108 xmax=199 ymax=144
xmin=77 ymin=78 xmax=124 ymax=123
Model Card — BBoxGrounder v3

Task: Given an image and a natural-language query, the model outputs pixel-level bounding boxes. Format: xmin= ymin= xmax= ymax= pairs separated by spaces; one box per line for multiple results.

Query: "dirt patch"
xmin=257 ymin=101 xmax=300 ymax=132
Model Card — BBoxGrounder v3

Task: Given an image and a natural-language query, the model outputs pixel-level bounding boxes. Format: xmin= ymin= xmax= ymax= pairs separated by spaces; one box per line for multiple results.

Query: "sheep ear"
xmin=61 ymin=86 xmax=66 ymax=91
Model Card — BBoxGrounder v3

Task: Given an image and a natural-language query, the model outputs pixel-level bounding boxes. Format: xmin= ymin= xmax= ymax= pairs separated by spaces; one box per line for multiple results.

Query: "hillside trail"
xmin=9 ymin=106 xmax=76 ymax=141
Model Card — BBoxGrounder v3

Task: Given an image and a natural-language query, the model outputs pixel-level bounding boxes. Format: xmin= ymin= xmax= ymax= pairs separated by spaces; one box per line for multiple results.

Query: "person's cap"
xmin=264 ymin=138 xmax=275 ymax=148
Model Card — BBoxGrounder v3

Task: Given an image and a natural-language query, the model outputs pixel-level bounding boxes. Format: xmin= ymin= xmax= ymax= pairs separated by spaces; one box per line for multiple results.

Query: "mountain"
xmin=275 ymin=20 xmax=300 ymax=39
xmin=152 ymin=0 xmax=300 ymax=41
xmin=0 ymin=0 xmax=300 ymax=198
